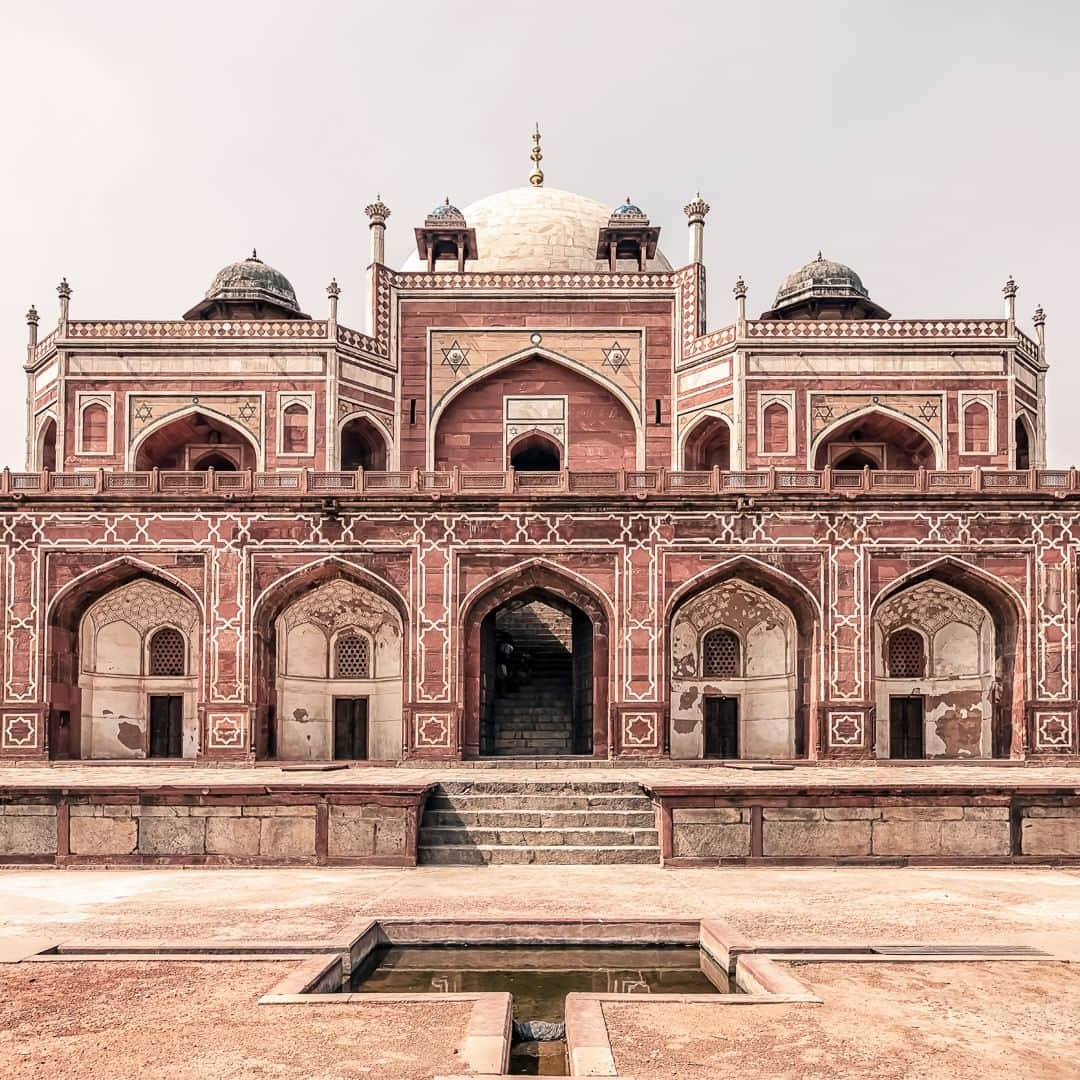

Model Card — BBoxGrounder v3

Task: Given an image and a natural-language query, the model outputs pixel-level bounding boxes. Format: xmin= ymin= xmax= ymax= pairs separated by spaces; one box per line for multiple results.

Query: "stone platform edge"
xmin=646 ymin=783 xmax=1080 ymax=864
xmin=0 ymin=782 xmax=434 ymax=866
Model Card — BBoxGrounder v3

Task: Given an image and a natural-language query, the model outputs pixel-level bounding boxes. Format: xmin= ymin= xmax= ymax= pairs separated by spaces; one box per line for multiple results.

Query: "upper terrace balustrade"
xmin=2 ymin=466 xmax=1075 ymax=500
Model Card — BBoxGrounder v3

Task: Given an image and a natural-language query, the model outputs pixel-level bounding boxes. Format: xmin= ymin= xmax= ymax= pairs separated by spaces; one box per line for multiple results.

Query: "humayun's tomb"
xmin=0 ymin=135 xmax=1077 ymax=869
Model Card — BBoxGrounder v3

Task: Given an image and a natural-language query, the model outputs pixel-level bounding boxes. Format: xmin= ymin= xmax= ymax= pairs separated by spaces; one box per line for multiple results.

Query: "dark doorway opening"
xmin=334 ymin=697 xmax=369 ymax=760
xmin=192 ymin=453 xmax=237 ymax=472
xmin=889 ymin=695 xmax=924 ymax=759
xmin=704 ymin=696 xmax=739 ymax=758
xmin=148 ymin=695 xmax=183 ymax=758
xmin=831 ymin=450 xmax=881 ymax=471
xmin=1015 ymin=419 xmax=1031 ymax=470
xmin=480 ymin=592 xmax=593 ymax=756
xmin=341 ymin=417 xmax=388 ymax=471
xmin=509 ymin=433 xmax=561 ymax=472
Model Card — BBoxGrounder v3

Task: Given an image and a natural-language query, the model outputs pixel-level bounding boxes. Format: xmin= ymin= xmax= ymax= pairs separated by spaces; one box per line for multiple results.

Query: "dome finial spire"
xmin=529 ymin=123 xmax=544 ymax=187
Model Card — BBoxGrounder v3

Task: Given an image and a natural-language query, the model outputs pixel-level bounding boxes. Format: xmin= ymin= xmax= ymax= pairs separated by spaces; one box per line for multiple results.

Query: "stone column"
xmin=683 ymin=194 xmax=709 ymax=265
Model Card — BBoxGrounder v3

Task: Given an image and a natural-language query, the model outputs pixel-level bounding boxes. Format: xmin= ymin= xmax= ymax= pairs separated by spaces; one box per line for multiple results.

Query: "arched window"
xmin=81 ymin=403 xmax=109 ymax=454
xmin=964 ymin=402 xmax=990 ymax=454
xmin=148 ymin=627 xmax=186 ymax=677
xmin=887 ymin=628 xmax=925 ymax=678
xmin=282 ymin=403 xmax=309 ymax=454
xmin=762 ymin=402 xmax=790 ymax=454
xmin=702 ymin=629 xmax=741 ymax=678
xmin=509 ymin=432 xmax=561 ymax=471
xmin=334 ymin=631 xmax=370 ymax=679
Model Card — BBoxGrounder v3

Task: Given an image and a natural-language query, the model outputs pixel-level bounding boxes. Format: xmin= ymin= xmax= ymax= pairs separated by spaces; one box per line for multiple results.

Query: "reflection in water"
xmin=349 ymin=945 xmax=730 ymax=1076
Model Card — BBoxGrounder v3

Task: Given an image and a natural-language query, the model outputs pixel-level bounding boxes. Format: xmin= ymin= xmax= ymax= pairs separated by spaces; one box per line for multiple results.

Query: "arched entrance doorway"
xmin=683 ymin=416 xmax=731 ymax=470
xmin=134 ymin=411 xmax=258 ymax=471
xmin=38 ymin=417 xmax=57 ymax=471
xmin=813 ymin=409 xmax=937 ymax=470
xmin=508 ymin=431 xmax=561 ymax=471
xmin=462 ymin=567 xmax=610 ymax=758
xmin=340 ymin=416 xmax=388 ymax=471
xmin=667 ymin=559 xmax=818 ymax=759
xmin=46 ymin=563 xmax=203 ymax=760
xmin=872 ymin=563 xmax=1022 ymax=759
xmin=252 ymin=563 xmax=406 ymax=761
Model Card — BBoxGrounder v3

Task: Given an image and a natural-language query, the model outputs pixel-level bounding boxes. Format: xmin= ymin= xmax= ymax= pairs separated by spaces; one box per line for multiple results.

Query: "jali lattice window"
xmin=887 ymin=628 xmax=925 ymax=678
xmin=702 ymin=629 xmax=741 ymax=678
xmin=148 ymin=627 xmax=186 ymax=677
xmin=334 ymin=631 xmax=371 ymax=679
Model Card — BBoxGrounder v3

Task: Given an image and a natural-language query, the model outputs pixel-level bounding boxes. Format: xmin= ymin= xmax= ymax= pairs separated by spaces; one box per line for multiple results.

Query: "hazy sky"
xmin=2 ymin=1 xmax=1078 ymax=467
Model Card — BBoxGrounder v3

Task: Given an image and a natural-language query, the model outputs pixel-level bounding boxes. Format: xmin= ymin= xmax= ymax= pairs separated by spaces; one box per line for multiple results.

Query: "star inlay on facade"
xmin=918 ymin=400 xmax=940 ymax=422
xmin=813 ymin=403 xmax=834 ymax=423
xmin=134 ymin=403 xmax=154 ymax=422
xmin=602 ymin=341 xmax=630 ymax=372
xmin=441 ymin=340 xmax=470 ymax=372
xmin=237 ymin=402 xmax=258 ymax=422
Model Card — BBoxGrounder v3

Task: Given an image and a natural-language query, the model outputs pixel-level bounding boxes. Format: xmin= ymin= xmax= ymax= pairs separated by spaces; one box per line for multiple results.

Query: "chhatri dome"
xmin=401 ymin=129 xmax=672 ymax=273
xmin=183 ymin=251 xmax=308 ymax=320
xmin=761 ymin=252 xmax=890 ymax=320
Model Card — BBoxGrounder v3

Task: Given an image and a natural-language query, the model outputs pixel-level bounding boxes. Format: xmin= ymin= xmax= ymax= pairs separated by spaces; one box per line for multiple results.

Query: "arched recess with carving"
xmin=1015 ymin=413 xmax=1035 ymax=469
xmin=251 ymin=559 xmax=408 ymax=760
xmin=432 ymin=354 xmax=639 ymax=472
xmin=460 ymin=561 xmax=612 ymax=758
xmin=507 ymin=430 xmax=562 ymax=471
xmin=667 ymin=558 xmax=819 ymax=759
xmin=132 ymin=407 xmax=260 ymax=471
xmin=46 ymin=559 xmax=204 ymax=760
xmin=681 ymin=413 xmax=731 ymax=470
xmin=871 ymin=560 xmax=1024 ymax=759
xmin=811 ymin=407 xmax=941 ymax=470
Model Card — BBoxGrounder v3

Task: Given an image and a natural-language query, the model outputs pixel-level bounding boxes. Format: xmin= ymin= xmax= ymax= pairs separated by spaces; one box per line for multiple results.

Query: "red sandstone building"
xmin=4 ymin=141 xmax=1072 ymax=768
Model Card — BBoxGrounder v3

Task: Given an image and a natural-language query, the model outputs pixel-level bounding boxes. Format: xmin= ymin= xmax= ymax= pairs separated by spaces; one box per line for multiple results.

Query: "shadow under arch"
xmin=46 ymin=556 xmax=205 ymax=760
xmin=666 ymin=556 xmax=821 ymax=758
xmin=870 ymin=556 xmax=1025 ymax=759
xmin=460 ymin=560 xmax=613 ymax=758
xmin=810 ymin=405 xmax=942 ymax=470
xmin=250 ymin=557 xmax=410 ymax=760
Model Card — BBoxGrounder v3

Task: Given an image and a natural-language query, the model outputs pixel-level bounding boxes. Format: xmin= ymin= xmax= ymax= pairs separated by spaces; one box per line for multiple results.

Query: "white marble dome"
xmin=401 ymin=186 xmax=673 ymax=273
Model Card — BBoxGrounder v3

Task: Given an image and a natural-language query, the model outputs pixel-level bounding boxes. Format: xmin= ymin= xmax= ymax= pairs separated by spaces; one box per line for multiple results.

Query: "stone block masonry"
xmin=0 ymin=786 xmax=428 ymax=866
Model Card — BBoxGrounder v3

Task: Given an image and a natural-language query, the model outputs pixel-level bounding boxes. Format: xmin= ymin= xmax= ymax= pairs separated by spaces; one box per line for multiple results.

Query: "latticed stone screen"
xmin=702 ymin=629 xmax=740 ymax=677
xmin=148 ymin=627 xmax=186 ymax=676
xmin=887 ymin=628 xmax=925 ymax=678
xmin=334 ymin=631 xmax=371 ymax=678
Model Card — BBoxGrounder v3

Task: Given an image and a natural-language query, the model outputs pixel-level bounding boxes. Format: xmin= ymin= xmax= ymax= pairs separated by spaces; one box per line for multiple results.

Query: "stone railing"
xmin=64 ymin=319 xmax=332 ymax=340
xmin=745 ymin=318 xmax=1009 ymax=339
xmin=2 ymin=466 xmax=1076 ymax=500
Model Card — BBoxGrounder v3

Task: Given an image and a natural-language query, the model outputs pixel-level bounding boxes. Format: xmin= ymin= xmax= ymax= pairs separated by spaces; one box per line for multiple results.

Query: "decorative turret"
xmin=56 ymin=278 xmax=71 ymax=327
xmin=1003 ymin=276 xmax=1018 ymax=322
xmin=595 ymin=198 xmax=661 ymax=272
xmin=733 ymin=277 xmax=747 ymax=324
xmin=327 ymin=278 xmax=340 ymax=323
xmin=413 ymin=198 xmax=478 ymax=272
xmin=1033 ymin=304 xmax=1046 ymax=353
xmin=364 ymin=195 xmax=391 ymax=265
xmin=684 ymin=193 xmax=710 ymax=264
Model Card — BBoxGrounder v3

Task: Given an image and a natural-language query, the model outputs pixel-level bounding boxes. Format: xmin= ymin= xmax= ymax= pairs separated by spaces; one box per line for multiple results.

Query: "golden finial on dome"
xmin=529 ymin=123 xmax=544 ymax=187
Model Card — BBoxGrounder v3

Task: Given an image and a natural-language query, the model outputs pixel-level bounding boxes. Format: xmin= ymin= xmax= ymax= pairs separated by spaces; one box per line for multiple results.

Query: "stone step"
xmin=420 ymin=826 xmax=659 ymax=847
xmin=434 ymin=780 xmax=646 ymax=795
xmin=424 ymin=809 xmax=657 ymax=829
xmin=418 ymin=844 xmax=660 ymax=866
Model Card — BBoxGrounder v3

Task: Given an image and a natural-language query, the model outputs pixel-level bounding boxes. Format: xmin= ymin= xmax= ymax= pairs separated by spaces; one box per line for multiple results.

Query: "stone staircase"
xmin=492 ymin=672 xmax=573 ymax=755
xmin=418 ymin=780 xmax=660 ymax=865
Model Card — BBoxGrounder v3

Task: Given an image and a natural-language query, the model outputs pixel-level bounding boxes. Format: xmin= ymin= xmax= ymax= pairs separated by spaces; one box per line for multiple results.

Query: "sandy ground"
xmin=0 ymin=961 xmax=472 ymax=1080
xmin=604 ymin=960 xmax=1080 ymax=1080
xmin=0 ymin=865 xmax=1078 ymax=957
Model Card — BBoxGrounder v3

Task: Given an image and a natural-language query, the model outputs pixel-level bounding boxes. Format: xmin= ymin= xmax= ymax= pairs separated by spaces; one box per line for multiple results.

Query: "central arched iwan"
xmin=433 ymin=356 xmax=637 ymax=471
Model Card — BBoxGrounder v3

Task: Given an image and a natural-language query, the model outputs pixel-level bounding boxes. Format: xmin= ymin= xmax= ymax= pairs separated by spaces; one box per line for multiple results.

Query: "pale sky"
xmin=2 ymin=0 xmax=1078 ymax=467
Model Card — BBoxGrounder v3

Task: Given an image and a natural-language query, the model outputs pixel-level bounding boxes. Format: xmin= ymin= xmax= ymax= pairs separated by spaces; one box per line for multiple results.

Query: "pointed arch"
xmin=810 ymin=405 xmax=943 ymax=470
xmin=251 ymin=556 xmax=409 ymax=760
xmin=36 ymin=413 xmax=58 ymax=471
xmin=870 ymin=556 xmax=1025 ymax=759
xmin=667 ymin=556 xmax=821 ymax=759
xmin=507 ymin=429 xmax=562 ymax=470
xmin=45 ymin=556 xmax=204 ymax=761
xmin=129 ymin=405 xmax=262 ymax=470
xmin=339 ymin=413 xmax=389 ymax=471
xmin=460 ymin=558 xmax=613 ymax=758
xmin=428 ymin=348 xmax=644 ymax=471
xmin=1014 ymin=412 xmax=1035 ymax=469
xmin=680 ymin=411 xmax=733 ymax=471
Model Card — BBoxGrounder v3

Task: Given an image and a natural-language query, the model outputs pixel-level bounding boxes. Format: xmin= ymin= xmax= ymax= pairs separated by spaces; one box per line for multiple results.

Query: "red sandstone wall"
xmin=433 ymin=356 xmax=637 ymax=471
